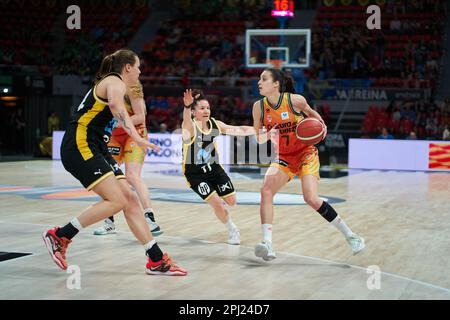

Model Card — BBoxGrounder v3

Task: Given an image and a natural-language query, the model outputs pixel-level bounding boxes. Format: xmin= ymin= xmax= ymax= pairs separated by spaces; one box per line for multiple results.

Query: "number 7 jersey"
xmin=259 ymin=92 xmax=308 ymax=155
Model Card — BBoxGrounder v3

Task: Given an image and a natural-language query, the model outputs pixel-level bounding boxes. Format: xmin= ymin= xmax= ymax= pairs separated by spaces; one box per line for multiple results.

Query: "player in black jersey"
xmin=182 ymin=89 xmax=255 ymax=245
xmin=42 ymin=49 xmax=187 ymax=276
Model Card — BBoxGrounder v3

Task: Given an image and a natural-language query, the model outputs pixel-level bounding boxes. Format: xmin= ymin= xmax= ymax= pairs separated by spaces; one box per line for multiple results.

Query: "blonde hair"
xmin=128 ymin=80 xmax=144 ymax=99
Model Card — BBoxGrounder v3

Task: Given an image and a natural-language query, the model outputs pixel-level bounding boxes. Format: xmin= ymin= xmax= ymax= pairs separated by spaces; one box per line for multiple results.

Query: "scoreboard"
xmin=271 ymin=0 xmax=294 ymax=17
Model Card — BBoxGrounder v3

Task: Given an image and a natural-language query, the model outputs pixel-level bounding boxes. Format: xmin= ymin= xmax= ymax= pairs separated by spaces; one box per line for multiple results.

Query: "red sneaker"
xmin=146 ymin=253 xmax=187 ymax=276
xmin=42 ymin=227 xmax=71 ymax=270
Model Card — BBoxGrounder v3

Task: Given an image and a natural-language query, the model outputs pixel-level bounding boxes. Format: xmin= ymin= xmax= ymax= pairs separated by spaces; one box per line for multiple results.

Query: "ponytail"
xmin=95 ymin=49 xmax=138 ymax=84
xmin=283 ymin=73 xmax=296 ymax=94
xmin=265 ymin=68 xmax=296 ymax=94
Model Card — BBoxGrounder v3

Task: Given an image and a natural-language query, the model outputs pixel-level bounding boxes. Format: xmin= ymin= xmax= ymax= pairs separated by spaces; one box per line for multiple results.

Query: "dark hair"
xmin=190 ymin=89 xmax=207 ymax=110
xmin=265 ymin=68 xmax=296 ymax=93
xmin=95 ymin=49 xmax=138 ymax=83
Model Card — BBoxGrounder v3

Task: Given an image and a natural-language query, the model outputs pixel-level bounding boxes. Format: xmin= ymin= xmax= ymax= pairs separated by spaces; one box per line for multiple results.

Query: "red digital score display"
xmin=271 ymin=0 xmax=294 ymax=17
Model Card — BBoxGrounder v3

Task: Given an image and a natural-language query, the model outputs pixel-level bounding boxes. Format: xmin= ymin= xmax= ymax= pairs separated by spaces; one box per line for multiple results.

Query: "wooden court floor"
xmin=0 ymin=160 xmax=449 ymax=299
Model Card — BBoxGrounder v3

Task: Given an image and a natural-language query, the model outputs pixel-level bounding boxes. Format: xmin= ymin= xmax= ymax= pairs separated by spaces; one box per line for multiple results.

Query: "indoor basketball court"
xmin=1 ymin=0 xmax=449 ymax=304
xmin=0 ymin=160 xmax=449 ymax=299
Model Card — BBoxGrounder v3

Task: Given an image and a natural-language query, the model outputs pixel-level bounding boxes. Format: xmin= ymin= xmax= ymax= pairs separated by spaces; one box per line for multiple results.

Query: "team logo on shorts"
xmin=218 ymin=181 xmax=232 ymax=192
xmin=197 ymin=182 xmax=210 ymax=196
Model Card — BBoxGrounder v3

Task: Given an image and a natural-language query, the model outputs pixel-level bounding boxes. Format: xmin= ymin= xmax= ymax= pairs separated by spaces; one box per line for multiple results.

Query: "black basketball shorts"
xmin=60 ymin=126 xmax=125 ymax=190
xmin=184 ymin=168 xmax=235 ymax=201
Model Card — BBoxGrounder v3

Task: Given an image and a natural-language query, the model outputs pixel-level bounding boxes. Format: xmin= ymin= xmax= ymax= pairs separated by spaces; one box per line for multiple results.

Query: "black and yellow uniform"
xmin=182 ymin=117 xmax=235 ymax=201
xmin=60 ymin=73 xmax=125 ymax=190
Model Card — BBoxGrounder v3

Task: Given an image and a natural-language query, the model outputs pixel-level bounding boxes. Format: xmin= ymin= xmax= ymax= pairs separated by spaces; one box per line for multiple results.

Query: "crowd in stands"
xmin=2 ymin=0 xmax=449 ymax=142
xmin=141 ymin=0 xmax=277 ymax=83
xmin=0 ymin=0 xmax=149 ymax=75
xmin=310 ymin=0 xmax=447 ymax=93
xmin=362 ymin=98 xmax=450 ymax=140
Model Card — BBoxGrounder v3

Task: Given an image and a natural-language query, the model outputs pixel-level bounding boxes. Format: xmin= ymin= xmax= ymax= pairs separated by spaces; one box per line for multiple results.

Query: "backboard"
xmin=245 ymin=29 xmax=311 ymax=69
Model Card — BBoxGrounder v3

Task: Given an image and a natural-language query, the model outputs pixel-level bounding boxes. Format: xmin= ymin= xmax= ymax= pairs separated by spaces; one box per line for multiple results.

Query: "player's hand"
xmin=260 ymin=124 xmax=279 ymax=143
xmin=183 ymin=89 xmax=194 ymax=107
xmin=148 ymin=142 xmax=161 ymax=152
xmin=321 ymin=123 xmax=328 ymax=141
xmin=136 ymin=138 xmax=161 ymax=153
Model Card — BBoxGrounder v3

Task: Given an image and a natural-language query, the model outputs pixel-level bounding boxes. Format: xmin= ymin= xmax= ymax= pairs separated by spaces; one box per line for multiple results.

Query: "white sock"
xmin=144 ymin=239 xmax=156 ymax=251
xmin=262 ymin=224 xmax=273 ymax=243
xmin=225 ymin=212 xmax=237 ymax=231
xmin=330 ymin=216 xmax=353 ymax=237
xmin=70 ymin=218 xmax=84 ymax=230
xmin=143 ymin=207 xmax=154 ymax=214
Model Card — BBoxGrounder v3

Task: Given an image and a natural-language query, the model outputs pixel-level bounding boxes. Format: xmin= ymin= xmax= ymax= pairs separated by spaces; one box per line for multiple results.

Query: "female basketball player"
xmin=252 ymin=68 xmax=365 ymax=261
xmin=93 ymin=81 xmax=163 ymax=237
xmin=182 ymin=89 xmax=255 ymax=245
xmin=42 ymin=49 xmax=187 ymax=276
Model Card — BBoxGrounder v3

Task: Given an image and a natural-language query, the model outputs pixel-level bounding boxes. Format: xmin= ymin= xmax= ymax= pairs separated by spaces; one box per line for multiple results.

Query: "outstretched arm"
xmin=216 ymin=120 xmax=255 ymax=136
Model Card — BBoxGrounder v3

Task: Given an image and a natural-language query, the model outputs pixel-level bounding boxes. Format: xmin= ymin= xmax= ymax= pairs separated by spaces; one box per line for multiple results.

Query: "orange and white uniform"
xmin=108 ymin=82 xmax=147 ymax=165
xmin=259 ymin=92 xmax=320 ymax=180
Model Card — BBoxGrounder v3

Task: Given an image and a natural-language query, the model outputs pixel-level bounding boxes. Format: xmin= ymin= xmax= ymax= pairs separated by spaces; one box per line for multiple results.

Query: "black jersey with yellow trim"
xmin=182 ymin=117 xmax=222 ymax=175
xmin=70 ymin=73 xmax=122 ymax=139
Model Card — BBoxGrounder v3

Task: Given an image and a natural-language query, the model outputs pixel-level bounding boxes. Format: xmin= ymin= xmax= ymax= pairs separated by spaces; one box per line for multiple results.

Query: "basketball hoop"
xmin=268 ymin=59 xmax=284 ymax=69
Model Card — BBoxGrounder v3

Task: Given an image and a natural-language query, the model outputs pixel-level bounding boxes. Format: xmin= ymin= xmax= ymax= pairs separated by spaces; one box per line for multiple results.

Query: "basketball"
xmin=296 ymin=118 xmax=325 ymax=145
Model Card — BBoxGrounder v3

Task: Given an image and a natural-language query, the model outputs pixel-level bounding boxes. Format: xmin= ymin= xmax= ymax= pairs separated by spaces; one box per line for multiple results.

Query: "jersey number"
xmin=77 ymin=89 xmax=92 ymax=112
xmin=281 ymin=135 xmax=290 ymax=147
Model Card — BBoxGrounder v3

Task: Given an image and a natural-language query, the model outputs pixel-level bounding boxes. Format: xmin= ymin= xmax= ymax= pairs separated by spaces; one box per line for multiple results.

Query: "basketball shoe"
xmin=346 ymin=233 xmax=365 ymax=255
xmin=42 ymin=227 xmax=71 ymax=270
xmin=144 ymin=211 xmax=164 ymax=237
xmin=93 ymin=219 xmax=117 ymax=235
xmin=227 ymin=228 xmax=240 ymax=245
xmin=255 ymin=240 xmax=277 ymax=261
xmin=146 ymin=253 xmax=187 ymax=276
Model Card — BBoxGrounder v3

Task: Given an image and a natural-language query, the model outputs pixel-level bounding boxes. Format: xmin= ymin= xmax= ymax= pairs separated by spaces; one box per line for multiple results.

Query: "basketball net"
xmin=268 ymin=59 xmax=283 ymax=69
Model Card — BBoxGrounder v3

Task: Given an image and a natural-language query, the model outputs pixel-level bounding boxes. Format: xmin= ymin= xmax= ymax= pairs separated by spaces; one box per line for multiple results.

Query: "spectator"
xmin=406 ymin=131 xmax=417 ymax=140
xmin=160 ymin=123 xmax=168 ymax=133
xmin=443 ymin=126 xmax=450 ymax=140
xmin=47 ymin=112 xmax=60 ymax=135
xmin=377 ymin=127 xmax=394 ymax=139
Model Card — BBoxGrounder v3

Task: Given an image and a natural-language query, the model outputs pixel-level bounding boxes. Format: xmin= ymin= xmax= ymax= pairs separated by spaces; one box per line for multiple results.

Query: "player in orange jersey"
xmin=252 ymin=68 xmax=365 ymax=261
xmin=93 ymin=81 xmax=163 ymax=237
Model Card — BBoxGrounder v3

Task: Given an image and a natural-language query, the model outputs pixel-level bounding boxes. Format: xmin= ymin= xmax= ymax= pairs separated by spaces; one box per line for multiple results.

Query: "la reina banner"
xmin=308 ymin=87 xmax=429 ymax=101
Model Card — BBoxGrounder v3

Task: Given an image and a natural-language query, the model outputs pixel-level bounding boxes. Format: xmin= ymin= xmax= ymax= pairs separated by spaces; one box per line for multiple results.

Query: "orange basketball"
xmin=296 ymin=118 xmax=324 ymax=145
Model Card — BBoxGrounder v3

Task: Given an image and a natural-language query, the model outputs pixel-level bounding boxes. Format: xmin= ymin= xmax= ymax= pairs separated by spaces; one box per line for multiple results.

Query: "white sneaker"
xmin=346 ymin=233 xmax=365 ymax=255
xmin=255 ymin=240 xmax=276 ymax=261
xmin=144 ymin=212 xmax=164 ymax=237
xmin=93 ymin=220 xmax=117 ymax=235
xmin=227 ymin=228 xmax=240 ymax=245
